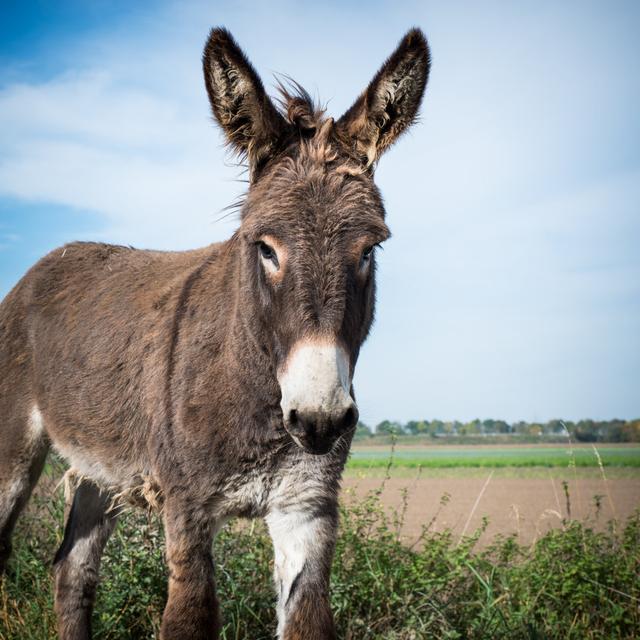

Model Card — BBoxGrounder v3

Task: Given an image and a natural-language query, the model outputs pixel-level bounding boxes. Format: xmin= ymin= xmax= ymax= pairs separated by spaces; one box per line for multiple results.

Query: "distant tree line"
xmin=355 ymin=418 xmax=640 ymax=443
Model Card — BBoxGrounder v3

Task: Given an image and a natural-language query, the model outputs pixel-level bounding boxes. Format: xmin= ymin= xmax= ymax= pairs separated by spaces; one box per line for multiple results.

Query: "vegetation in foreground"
xmin=1 ymin=469 xmax=639 ymax=640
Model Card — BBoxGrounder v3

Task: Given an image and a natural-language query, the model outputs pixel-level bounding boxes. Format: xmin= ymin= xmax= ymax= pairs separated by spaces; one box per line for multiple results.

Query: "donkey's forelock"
xmin=276 ymin=79 xmax=325 ymax=135
xmin=242 ymin=79 xmax=363 ymax=181
xmin=275 ymin=85 xmax=359 ymax=174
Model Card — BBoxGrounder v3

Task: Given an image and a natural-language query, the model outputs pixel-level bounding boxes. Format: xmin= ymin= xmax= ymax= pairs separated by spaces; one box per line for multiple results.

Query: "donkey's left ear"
xmin=336 ymin=29 xmax=430 ymax=167
xmin=203 ymin=28 xmax=288 ymax=172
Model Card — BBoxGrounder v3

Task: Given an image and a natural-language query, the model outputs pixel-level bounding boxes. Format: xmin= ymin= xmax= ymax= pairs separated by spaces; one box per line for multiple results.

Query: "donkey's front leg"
xmin=54 ymin=480 xmax=118 ymax=640
xmin=160 ymin=501 xmax=220 ymax=640
xmin=266 ymin=505 xmax=338 ymax=640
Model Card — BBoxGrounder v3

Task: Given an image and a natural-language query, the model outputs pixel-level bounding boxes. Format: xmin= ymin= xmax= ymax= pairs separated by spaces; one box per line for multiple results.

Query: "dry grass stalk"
xmin=592 ymin=444 xmax=617 ymax=524
xmin=458 ymin=470 xmax=493 ymax=544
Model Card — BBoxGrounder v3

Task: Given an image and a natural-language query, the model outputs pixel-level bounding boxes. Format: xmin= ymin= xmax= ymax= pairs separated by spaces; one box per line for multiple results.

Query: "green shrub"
xmin=1 ymin=478 xmax=638 ymax=639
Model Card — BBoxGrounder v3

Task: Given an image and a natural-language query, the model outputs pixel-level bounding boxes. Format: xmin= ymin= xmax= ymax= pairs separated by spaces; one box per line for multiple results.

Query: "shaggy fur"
xmin=0 ymin=27 xmax=430 ymax=639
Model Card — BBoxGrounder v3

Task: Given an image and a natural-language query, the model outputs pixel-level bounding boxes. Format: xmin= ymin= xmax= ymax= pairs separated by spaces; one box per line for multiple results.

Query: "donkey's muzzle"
xmin=278 ymin=340 xmax=357 ymax=455
xmin=285 ymin=403 xmax=359 ymax=455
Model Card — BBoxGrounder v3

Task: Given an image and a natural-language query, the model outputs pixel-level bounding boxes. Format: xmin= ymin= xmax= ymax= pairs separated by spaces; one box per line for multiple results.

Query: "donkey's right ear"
xmin=203 ymin=28 xmax=287 ymax=172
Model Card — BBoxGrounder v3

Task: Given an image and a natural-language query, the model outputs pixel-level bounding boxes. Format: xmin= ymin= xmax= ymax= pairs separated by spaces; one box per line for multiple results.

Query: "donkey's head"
xmin=203 ymin=28 xmax=430 ymax=454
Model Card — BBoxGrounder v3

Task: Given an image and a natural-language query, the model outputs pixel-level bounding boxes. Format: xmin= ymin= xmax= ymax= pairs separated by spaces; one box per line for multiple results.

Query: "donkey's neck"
xmin=186 ymin=234 xmax=280 ymax=404
xmin=163 ymin=235 xmax=283 ymax=460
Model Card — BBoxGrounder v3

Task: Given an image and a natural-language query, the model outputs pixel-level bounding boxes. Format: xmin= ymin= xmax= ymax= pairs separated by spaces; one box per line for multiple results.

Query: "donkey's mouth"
xmin=286 ymin=429 xmax=335 ymax=456
xmin=283 ymin=401 xmax=358 ymax=456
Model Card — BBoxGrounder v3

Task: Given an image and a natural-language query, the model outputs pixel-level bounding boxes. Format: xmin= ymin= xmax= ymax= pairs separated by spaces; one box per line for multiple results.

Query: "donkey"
xmin=0 ymin=27 xmax=430 ymax=639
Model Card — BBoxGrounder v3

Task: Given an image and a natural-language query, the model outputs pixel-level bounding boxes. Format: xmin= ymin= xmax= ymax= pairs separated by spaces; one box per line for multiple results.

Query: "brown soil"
xmin=342 ymin=475 xmax=640 ymax=547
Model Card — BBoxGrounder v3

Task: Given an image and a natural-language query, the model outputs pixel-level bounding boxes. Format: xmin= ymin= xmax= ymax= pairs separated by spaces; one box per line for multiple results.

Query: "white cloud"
xmin=0 ymin=62 xmax=242 ymax=248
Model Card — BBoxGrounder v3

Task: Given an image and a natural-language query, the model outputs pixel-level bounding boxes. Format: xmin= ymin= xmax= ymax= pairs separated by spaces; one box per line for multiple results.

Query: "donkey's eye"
xmin=360 ymin=245 xmax=375 ymax=268
xmin=258 ymin=241 xmax=279 ymax=269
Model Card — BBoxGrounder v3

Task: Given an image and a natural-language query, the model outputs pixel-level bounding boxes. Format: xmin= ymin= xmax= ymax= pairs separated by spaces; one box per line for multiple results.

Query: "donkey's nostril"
xmin=288 ymin=409 xmax=299 ymax=427
xmin=341 ymin=405 xmax=359 ymax=432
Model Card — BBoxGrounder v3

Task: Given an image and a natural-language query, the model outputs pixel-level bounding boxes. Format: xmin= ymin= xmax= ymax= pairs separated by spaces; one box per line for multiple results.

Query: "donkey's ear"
xmin=203 ymin=28 xmax=287 ymax=171
xmin=337 ymin=29 xmax=430 ymax=167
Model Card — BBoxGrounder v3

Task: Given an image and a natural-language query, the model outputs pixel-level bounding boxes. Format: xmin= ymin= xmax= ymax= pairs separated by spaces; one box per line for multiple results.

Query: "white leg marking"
xmin=266 ymin=510 xmax=322 ymax=638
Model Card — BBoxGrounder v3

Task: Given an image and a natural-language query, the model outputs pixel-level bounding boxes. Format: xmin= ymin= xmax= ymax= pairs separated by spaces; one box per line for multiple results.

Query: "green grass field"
xmin=347 ymin=445 xmax=640 ymax=468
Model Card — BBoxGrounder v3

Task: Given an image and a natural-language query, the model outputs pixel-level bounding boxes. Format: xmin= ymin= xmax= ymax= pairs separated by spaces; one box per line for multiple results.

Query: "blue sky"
xmin=1 ymin=1 xmax=638 ymax=425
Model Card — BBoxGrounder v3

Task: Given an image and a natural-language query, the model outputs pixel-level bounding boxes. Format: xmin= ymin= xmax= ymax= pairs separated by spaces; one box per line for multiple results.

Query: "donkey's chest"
xmin=215 ymin=471 xmax=274 ymax=518
xmin=213 ymin=458 xmax=341 ymax=520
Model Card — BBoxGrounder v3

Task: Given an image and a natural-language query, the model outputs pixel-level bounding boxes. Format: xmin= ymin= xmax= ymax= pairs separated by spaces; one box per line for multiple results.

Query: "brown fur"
xmin=0 ymin=27 xmax=430 ymax=639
